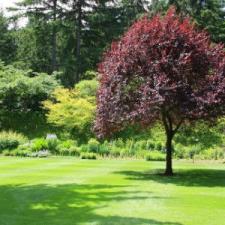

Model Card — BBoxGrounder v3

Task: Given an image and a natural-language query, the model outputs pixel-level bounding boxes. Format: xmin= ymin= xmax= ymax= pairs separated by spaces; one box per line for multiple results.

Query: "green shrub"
xmin=47 ymin=138 xmax=59 ymax=153
xmin=135 ymin=150 xmax=149 ymax=159
xmin=9 ymin=149 xmax=31 ymax=157
xmin=188 ymin=145 xmax=202 ymax=159
xmin=114 ymin=139 xmax=124 ymax=148
xmin=200 ymin=148 xmax=225 ymax=160
xmin=125 ymin=139 xmax=134 ymax=151
xmin=56 ymin=140 xmax=77 ymax=151
xmin=146 ymin=151 xmax=165 ymax=161
xmin=214 ymin=148 xmax=225 ymax=160
xmin=31 ymin=138 xmax=48 ymax=152
xmin=174 ymin=144 xmax=186 ymax=159
xmin=0 ymin=131 xmax=27 ymax=151
xmin=43 ymin=79 xmax=97 ymax=142
xmin=58 ymin=146 xmax=80 ymax=156
xmin=98 ymin=141 xmax=110 ymax=156
xmin=2 ymin=150 xmax=11 ymax=156
xmin=69 ymin=146 xmax=80 ymax=156
xmin=110 ymin=147 xmax=121 ymax=157
xmin=80 ymin=144 xmax=89 ymax=152
xmin=81 ymin=152 xmax=97 ymax=160
xmin=134 ymin=140 xmax=147 ymax=151
xmin=87 ymin=138 xmax=100 ymax=153
xmin=146 ymin=140 xmax=155 ymax=150
xmin=58 ymin=148 xmax=70 ymax=156
xmin=119 ymin=148 xmax=130 ymax=157
xmin=155 ymin=142 xmax=163 ymax=151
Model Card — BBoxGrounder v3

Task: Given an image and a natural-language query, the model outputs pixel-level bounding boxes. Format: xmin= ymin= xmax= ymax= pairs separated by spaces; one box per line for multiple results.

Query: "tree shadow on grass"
xmin=115 ymin=168 xmax=225 ymax=187
xmin=0 ymin=183 xmax=183 ymax=225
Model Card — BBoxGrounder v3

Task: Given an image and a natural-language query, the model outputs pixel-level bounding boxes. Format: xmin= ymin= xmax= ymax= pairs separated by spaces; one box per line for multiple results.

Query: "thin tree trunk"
xmin=51 ymin=0 xmax=57 ymax=72
xmin=165 ymin=132 xmax=173 ymax=176
xmin=76 ymin=0 xmax=82 ymax=83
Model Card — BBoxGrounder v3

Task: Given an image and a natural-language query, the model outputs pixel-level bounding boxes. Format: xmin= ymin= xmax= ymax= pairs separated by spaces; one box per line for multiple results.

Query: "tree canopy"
xmin=95 ymin=7 xmax=225 ymax=175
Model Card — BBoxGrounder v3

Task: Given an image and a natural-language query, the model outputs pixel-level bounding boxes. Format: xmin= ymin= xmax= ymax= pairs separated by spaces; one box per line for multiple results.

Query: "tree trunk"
xmin=75 ymin=0 xmax=82 ymax=83
xmin=51 ymin=0 xmax=57 ymax=72
xmin=161 ymin=110 xmax=182 ymax=176
xmin=165 ymin=132 xmax=173 ymax=176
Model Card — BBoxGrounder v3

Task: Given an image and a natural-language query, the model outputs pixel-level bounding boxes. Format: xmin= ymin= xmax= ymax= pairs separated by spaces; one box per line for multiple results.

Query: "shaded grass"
xmin=115 ymin=168 xmax=225 ymax=187
xmin=0 ymin=184 xmax=182 ymax=225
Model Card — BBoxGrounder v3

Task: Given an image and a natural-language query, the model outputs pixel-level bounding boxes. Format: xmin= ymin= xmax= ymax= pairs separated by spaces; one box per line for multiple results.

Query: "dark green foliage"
xmin=152 ymin=0 xmax=225 ymax=43
xmin=87 ymin=138 xmax=100 ymax=153
xmin=81 ymin=152 xmax=97 ymax=160
xmin=174 ymin=122 xmax=223 ymax=149
xmin=10 ymin=1 xmax=150 ymax=86
xmin=0 ymin=12 xmax=16 ymax=64
xmin=0 ymin=62 xmax=60 ymax=112
xmin=46 ymin=138 xmax=59 ymax=152
xmin=0 ymin=131 xmax=27 ymax=151
xmin=14 ymin=22 xmax=53 ymax=73
xmin=58 ymin=147 xmax=80 ymax=156
xmin=0 ymin=111 xmax=56 ymax=139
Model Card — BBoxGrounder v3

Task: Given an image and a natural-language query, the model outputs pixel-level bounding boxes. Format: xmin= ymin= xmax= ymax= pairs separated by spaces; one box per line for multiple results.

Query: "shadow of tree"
xmin=0 ymin=183 xmax=183 ymax=225
xmin=115 ymin=168 xmax=225 ymax=187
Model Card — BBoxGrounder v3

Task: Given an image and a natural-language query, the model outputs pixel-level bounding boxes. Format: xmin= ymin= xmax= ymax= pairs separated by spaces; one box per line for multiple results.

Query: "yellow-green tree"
xmin=44 ymin=79 xmax=98 ymax=141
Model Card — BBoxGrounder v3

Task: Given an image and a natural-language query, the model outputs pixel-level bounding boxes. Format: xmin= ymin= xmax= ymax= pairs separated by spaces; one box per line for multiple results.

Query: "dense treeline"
xmin=2 ymin=0 xmax=225 ymax=85
xmin=0 ymin=0 xmax=225 ymax=160
xmin=6 ymin=0 xmax=150 ymax=86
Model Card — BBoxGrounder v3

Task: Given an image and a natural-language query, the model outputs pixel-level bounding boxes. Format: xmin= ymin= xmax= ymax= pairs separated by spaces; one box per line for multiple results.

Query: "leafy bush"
xmin=155 ymin=142 xmax=163 ymax=151
xmin=81 ymin=153 xmax=97 ymax=160
xmin=43 ymin=79 xmax=97 ymax=142
xmin=174 ymin=144 xmax=187 ymax=159
xmin=58 ymin=148 xmax=70 ymax=156
xmin=110 ymin=147 xmax=121 ymax=158
xmin=87 ymin=138 xmax=100 ymax=153
xmin=0 ymin=131 xmax=27 ymax=151
xmin=56 ymin=140 xmax=77 ymax=153
xmin=31 ymin=138 xmax=48 ymax=152
xmin=135 ymin=150 xmax=149 ymax=159
xmin=99 ymin=141 xmax=110 ymax=156
xmin=6 ymin=149 xmax=31 ymax=157
xmin=2 ymin=150 xmax=11 ymax=156
xmin=199 ymin=148 xmax=225 ymax=160
xmin=134 ymin=140 xmax=147 ymax=151
xmin=57 ymin=142 xmax=80 ymax=156
xmin=46 ymin=136 xmax=59 ymax=153
xmin=69 ymin=146 xmax=80 ymax=156
xmin=80 ymin=144 xmax=89 ymax=152
xmin=146 ymin=151 xmax=165 ymax=161
xmin=114 ymin=138 xmax=124 ymax=148
xmin=146 ymin=140 xmax=155 ymax=150
xmin=120 ymin=148 xmax=132 ymax=157
xmin=0 ymin=63 xmax=60 ymax=112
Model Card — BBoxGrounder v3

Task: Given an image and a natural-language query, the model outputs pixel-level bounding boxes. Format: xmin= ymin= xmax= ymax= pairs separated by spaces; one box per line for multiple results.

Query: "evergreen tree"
xmin=152 ymin=0 xmax=225 ymax=43
xmin=12 ymin=0 xmax=65 ymax=72
xmin=0 ymin=12 xmax=16 ymax=64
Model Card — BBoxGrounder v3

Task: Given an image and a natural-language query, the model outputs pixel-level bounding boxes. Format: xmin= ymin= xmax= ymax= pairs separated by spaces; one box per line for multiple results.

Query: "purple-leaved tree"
xmin=95 ymin=7 xmax=225 ymax=175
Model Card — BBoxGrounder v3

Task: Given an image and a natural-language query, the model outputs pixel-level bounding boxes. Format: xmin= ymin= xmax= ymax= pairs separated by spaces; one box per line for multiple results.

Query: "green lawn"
xmin=0 ymin=157 xmax=224 ymax=225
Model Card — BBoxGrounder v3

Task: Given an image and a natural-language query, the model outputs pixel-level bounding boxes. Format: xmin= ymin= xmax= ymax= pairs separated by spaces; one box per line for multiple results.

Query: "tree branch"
xmin=172 ymin=119 xmax=183 ymax=135
xmin=161 ymin=109 xmax=170 ymax=135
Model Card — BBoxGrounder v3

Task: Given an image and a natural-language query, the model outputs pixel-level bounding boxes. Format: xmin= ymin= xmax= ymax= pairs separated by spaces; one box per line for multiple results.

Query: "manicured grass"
xmin=0 ymin=157 xmax=224 ymax=225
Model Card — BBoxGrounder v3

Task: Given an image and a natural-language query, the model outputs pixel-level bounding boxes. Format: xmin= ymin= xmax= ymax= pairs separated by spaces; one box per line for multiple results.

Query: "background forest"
xmin=1 ymin=0 xmax=225 ymax=160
